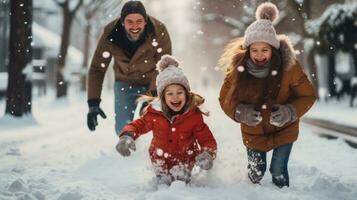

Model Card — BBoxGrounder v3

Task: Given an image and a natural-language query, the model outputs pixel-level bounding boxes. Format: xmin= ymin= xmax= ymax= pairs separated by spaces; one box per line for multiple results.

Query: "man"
xmin=87 ymin=0 xmax=172 ymax=134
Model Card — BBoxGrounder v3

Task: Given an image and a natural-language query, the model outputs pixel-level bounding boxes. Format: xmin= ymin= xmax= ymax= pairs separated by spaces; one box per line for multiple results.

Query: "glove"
xmin=270 ymin=104 xmax=297 ymax=127
xmin=116 ymin=135 xmax=136 ymax=157
xmin=87 ymin=99 xmax=107 ymax=131
xmin=195 ymin=151 xmax=213 ymax=170
xmin=235 ymin=104 xmax=262 ymax=127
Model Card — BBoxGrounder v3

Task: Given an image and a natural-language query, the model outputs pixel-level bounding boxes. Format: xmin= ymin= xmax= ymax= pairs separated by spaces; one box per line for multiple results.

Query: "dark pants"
xmin=247 ymin=143 xmax=293 ymax=188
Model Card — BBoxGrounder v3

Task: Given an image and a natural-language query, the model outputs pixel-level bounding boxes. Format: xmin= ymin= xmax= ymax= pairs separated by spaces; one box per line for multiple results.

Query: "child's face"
xmin=249 ymin=42 xmax=273 ymax=66
xmin=163 ymin=84 xmax=187 ymax=112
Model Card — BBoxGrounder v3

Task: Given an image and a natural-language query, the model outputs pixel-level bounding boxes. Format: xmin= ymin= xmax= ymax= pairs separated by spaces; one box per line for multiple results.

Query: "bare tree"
xmin=5 ymin=0 xmax=33 ymax=117
xmin=54 ymin=0 xmax=83 ymax=98
xmin=78 ymin=0 xmax=123 ymax=91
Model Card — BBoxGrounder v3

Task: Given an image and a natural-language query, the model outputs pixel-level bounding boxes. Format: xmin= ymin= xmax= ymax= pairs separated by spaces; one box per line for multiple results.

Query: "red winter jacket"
xmin=121 ymin=97 xmax=217 ymax=172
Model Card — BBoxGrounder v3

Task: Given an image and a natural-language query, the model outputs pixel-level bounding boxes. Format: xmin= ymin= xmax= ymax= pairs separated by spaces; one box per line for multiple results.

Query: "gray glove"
xmin=270 ymin=104 xmax=298 ymax=127
xmin=195 ymin=151 xmax=213 ymax=170
xmin=235 ymin=104 xmax=262 ymax=127
xmin=116 ymin=135 xmax=136 ymax=157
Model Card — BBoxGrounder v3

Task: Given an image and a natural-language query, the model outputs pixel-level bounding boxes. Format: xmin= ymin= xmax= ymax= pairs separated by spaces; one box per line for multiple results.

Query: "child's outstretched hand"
xmin=195 ymin=151 xmax=213 ymax=170
xmin=116 ymin=135 xmax=136 ymax=157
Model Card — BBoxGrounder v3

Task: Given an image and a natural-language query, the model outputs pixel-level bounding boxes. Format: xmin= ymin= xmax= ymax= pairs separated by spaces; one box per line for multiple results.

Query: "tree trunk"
xmin=5 ymin=0 xmax=32 ymax=116
xmin=81 ymin=22 xmax=91 ymax=91
xmin=56 ymin=11 xmax=74 ymax=98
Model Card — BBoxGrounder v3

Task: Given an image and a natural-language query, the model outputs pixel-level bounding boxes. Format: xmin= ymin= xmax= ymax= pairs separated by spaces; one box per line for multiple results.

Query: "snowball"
xmin=187 ymin=150 xmax=193 ymax=155
xmin=237 ymin=65 xmax=245 ymax=72
xmin=156 ymin=148 xmax=164 ymax=156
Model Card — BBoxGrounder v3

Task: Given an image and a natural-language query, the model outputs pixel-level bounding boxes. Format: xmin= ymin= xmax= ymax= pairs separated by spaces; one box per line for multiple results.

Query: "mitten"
xmin=116 ymin=135 xmax=136 ymax=157
xmin=195 ymin=151 xmax=214 ymax=170
xmin=235 ymin=104 xmax=262 ymax=126
xmin=270 ymin=104 xmax=297 ymax=127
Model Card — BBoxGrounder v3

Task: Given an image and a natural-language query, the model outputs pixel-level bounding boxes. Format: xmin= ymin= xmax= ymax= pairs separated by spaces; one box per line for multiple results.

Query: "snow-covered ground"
xmin=0 ymin=88 xmax=356 ymax=200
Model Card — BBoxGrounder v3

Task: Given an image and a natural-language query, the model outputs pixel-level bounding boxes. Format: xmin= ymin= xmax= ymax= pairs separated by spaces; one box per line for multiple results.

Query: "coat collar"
xmin=220 ymin=34 xmax=296 ymax=72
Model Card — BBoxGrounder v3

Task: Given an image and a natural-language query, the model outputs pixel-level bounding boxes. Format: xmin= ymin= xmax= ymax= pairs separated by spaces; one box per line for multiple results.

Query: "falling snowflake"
xmin=121 ymin=88 xmax=124 ymax=91
xmin=102 ymin=51 xmax=110 ymax=58
xmin=187 ymin=150 xmax=193 ymax=155
xmin=271 ymin=70 xmax=278 ymax=76
xmin=20 ymin=3 xmax=24 ymax=7
xmin=214 ymin=66 xmax=220 ymax=71
xmin=100 ymin=63 xmax=106 ymax=68
xmin=171 ymin=127 xmax=176 ymax=132
xmin=237 ymin=65 xmax=245 ymax=72
xmin=144 ymin=60 xmax=148 ymax=63
xmin=157 ymin=48 xmax=163 ymax=53
xmin=201 ymin=67 xmax=207 ymax=71
xmin=156 ymin=148 xmax=163 ymax=156
xmin=152 ymin=39 xmax=158 ymax=47
xmin=196 ymin=30 xmax=204 ymax=35
xmin=58 ymin=81 xmax=63 ymax=85
xmin=261 ymin=104 xmax=267 ymax=110
xmin=164 ymin=153 xmax=169 ymax=158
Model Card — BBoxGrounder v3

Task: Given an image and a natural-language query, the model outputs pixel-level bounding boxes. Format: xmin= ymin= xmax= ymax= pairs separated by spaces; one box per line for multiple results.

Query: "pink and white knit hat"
xmin=243 ymin=2 xmax=280 ymax=49
xmin=156 ymin=55 xmax=190 ymax=97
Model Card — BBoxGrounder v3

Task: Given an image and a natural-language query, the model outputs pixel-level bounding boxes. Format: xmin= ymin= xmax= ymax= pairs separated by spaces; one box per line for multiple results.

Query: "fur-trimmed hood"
xmin=219 ymin=34 xmax=297 ymax=72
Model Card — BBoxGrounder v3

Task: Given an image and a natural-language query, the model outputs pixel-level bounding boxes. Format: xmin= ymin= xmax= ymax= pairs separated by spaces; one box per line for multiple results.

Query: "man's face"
xmin=122 ymin=13 xmax=146 ymax=41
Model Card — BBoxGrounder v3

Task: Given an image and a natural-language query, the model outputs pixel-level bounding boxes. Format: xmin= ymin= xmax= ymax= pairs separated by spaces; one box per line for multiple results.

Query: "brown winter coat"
xmin=87 ymin=16 xmax=172 ymax=99
xmin=219 ymin=35 xmax=317 ymax=152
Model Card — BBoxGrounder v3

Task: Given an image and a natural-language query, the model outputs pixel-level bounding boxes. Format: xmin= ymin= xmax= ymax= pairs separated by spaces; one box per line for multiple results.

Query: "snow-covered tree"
xmin=54 ymin=0 xmax=83 ymax=98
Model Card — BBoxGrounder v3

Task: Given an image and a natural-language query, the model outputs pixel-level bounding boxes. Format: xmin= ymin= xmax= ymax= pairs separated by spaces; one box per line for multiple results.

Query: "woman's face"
xmin=249 ymin=42 xmax=273 ymax=66
xmin=163 ymin=84 xmax=186 ymax=112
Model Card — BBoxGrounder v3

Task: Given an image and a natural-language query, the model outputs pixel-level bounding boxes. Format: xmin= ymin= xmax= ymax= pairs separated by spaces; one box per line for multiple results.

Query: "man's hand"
xmin=87 ymin=99 xmax=107 ymax=131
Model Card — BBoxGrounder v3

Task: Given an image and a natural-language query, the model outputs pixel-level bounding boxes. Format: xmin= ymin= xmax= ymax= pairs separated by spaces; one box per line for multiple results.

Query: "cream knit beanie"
xmin=243 ymin=2 xmax=280 ymax=49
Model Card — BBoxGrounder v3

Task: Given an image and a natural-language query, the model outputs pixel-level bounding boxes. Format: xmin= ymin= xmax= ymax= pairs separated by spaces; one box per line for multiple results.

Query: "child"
xmin=116 ymin=55 xmax=217 ymax=185
xmin=219 ymin=2 xmax=316 ymax=188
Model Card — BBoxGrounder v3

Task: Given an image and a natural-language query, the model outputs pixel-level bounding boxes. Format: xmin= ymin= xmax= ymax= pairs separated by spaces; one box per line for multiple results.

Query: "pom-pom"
xmin=255 ymin=2 xmax=279 ymax=23
xmin=156 ymin=54 xmax=179 ymax=71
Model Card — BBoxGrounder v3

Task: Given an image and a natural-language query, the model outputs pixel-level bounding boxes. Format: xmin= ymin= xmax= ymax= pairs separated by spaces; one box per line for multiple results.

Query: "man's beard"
xmin=126 ymin=30 xmax=143 ymax=42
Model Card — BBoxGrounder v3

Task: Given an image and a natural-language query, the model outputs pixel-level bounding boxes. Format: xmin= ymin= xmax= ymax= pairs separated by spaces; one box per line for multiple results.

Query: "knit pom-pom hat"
xmin=243 ymin=2 xmax=280 ymax=49
xmin=156 ymin=55 xmax=190 ymax=97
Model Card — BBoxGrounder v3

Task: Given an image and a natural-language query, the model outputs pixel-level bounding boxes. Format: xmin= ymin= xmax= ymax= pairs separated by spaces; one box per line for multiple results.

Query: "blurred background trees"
xmin=1 ymin=0 xmax=357 ymax=118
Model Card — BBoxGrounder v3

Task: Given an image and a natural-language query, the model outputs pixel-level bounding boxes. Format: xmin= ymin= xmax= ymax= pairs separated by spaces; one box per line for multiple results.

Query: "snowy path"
xmin=0 ymin=89 xmax=356 ymax=200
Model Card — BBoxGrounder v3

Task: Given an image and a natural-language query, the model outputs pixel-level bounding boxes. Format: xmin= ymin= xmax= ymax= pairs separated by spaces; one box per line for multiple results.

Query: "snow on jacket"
xmin=121 ymin=94 xmax=217 ymax=171
xmin=219 ymin=35 xmax=317 ymax=152
xmin=88 ymin=16 xmax=172 ymax=99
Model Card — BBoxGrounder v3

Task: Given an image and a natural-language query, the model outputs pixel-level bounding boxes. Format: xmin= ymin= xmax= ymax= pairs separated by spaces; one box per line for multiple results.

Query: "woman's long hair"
xmin=224 ymin=46 xmax=284 ymax=110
